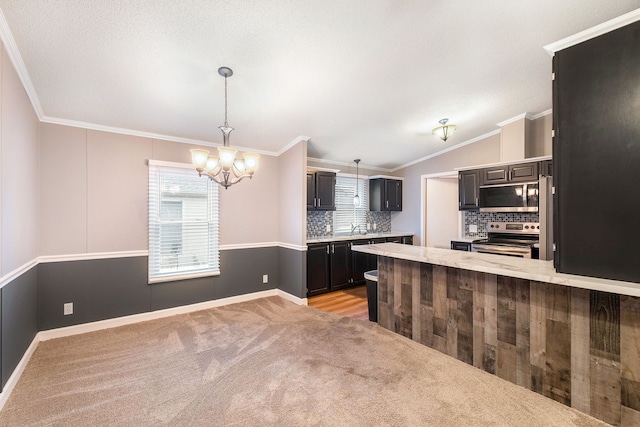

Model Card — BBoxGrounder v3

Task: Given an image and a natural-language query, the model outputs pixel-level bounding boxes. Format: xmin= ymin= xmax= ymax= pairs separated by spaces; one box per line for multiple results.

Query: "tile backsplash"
xmin=307 ymin=211 xmax=391 ymax=237
xmin=464 ymin=211 xmax=539 ymax=238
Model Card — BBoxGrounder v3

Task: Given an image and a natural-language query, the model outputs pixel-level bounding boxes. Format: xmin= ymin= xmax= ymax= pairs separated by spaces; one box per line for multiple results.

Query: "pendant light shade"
xmin=432 ymin=118 xmax=457 ymax=142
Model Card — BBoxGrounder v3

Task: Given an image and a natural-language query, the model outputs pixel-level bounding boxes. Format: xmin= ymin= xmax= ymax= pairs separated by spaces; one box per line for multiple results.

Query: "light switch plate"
xmin=469 ymin=224 xmax=478 ymax=233
xmin=326 ymin=224 xmax=331 ymax=233
xmin=64 ymin=302 xmax=73 ymax=315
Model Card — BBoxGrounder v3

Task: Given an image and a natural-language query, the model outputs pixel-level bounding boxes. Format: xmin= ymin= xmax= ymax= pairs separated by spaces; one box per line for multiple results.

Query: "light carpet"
xmin=0 ymin=296 xmax=606 ymax=426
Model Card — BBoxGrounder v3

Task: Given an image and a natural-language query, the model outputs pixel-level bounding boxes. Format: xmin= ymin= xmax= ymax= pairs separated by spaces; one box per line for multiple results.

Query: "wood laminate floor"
xmin=308 ymin=285 xmax=370 ymax=321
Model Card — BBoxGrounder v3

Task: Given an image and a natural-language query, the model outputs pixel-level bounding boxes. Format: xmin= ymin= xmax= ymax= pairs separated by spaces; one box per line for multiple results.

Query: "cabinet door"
xmin=385 ymin=180 xmax=403 ymax=211
xmin=386 ymin=236 xmax=402 ymax=243
xmin=402 ymin=235 xmax=413 ymax=245
xmin=330 ymin=241 xmax=351 ymax=290
xmin=315 ymin=172 xmax=336 ymax=210
xmin=306 ymin=173 xmax=315 ymax=209
xmin=451 ymin=241 xmax=471 ymax=251
xmin=480 ymin=167 xmax=508 ymax=185
xmin=458 ymin=170 xmax=479 ymax=210
xmin=350 ymin=240 xmax=370 ymax=285
xmin=509 ymin=162 xmax=539 ymax=182
xmin=368 ymin=179 xmax=384 ymax=211
xmin=307 ymin=244 xmax=330 ymax=296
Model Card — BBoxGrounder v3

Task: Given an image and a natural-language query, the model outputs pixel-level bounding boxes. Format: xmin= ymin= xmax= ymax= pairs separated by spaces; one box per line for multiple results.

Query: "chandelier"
xmin=432 ymin=118 xmax=457 ymax=142
xmin=190 ymin=67 xmax=259 ymax=189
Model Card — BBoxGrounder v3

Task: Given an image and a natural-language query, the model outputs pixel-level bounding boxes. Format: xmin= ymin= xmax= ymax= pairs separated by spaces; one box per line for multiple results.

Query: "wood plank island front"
xmin=351 ymin=243 xmax=640 ymax=426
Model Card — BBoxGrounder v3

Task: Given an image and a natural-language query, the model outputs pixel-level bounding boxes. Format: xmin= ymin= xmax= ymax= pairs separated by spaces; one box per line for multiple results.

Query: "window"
xmin=333 ymin=175 xmax=368 ymax=234
xmin=148 ymin=162 xmax=219 ymax=283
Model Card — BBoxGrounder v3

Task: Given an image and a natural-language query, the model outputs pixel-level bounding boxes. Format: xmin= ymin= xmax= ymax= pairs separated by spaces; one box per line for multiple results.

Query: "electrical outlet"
xmin=469 ymin=224 xmax=478 ymax=233
xmin=262 ymin=274 xmax=269 ymax=284
xmin=326 ymin=224 xmax=331 ymax=233
xmin=64 ymin=302 xmax=73 ymax=315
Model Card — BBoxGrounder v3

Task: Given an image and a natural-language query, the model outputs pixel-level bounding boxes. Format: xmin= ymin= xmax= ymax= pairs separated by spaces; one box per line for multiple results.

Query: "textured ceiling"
xmin=0 ymin=1 xmax=639 ymax=170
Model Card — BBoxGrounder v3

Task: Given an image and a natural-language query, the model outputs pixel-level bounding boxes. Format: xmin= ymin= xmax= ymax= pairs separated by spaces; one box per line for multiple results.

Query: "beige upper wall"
xmin=392 ymin=114 xmax=552 ymax=246
xmin=39 ymin=125 xmax=87 ymax=255
xmin=392 ymin=134 xmax=501 ymax=246
xmin=1 ymin=44 xmax=39 ymax=275
xmin=279 ymin=140 xmax=306 ymax=246
xmin=39 ymin=123 xmax=283 ymax=256
xmin=528 ymin=113 xmax=552 ymax=158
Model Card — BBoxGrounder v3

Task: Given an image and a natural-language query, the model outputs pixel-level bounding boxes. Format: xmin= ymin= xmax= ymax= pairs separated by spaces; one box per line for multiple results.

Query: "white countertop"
xmin=306 ymin=232 xmax=413 ymax=244
xmin=351 ymin=243 xmax=640 ymax=297
xmin=451 ymin=237 xmax=482 ymax=243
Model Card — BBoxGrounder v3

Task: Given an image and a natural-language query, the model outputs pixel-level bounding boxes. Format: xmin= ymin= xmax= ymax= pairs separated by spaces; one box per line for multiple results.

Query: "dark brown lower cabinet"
xmin=329 ymin=241 xmax=351 ymax=290
xmin=307 ymin=243 xmax=330 ymax=297
xmin=351 ymin=240 xmax=371 ymax=285
xmin=306 ymin=235 xmax=413 ymax=297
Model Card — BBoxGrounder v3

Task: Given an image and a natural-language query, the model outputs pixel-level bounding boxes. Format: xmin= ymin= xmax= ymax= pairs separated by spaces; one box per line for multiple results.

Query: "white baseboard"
xmin=0 ymin=334 xmax=40 ymax=411
xmin=39 ymin=289 xmax=305 ymax=341
xmin=0 ymin=289 xmax=307 ymax=410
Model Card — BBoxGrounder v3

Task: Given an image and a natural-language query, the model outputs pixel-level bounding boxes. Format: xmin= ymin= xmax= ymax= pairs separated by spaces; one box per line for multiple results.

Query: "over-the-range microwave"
xmin=478 ymin=182 xmax=539 ymax=212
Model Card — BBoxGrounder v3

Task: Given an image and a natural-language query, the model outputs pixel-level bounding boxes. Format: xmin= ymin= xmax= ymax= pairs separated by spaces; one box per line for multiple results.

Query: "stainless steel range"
xmin=471 ymin=222 xmax=540 ymax=258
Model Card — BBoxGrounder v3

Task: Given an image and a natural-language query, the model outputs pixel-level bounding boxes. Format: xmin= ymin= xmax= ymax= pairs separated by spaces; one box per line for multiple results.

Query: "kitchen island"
xmin=351 ymin=243 xmax=640 ymax=426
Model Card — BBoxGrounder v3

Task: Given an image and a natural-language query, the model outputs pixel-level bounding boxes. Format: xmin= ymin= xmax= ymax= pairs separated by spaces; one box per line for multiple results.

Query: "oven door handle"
xmin=471 ymin=244 xmax=531 ymax=258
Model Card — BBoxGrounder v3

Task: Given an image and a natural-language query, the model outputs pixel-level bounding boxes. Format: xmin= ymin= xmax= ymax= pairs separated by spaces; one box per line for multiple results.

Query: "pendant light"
xmin=190 ymin=67 xmax=260 ymax=189
xmin=432 ymin=118 xmax=457 ymax=142
xmin=353 ymin=159 xmax=361 ymax=207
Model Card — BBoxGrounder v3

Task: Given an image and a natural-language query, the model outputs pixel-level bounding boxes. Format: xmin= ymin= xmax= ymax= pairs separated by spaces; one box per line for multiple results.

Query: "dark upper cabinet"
xmin=458 ymin=170 xmax=479 ymax=210
xmin=329 ymin=241 xmax=351 ymax=290
xmin=509 ymin=162 xmax=539 ymax=182
xmin=553 ymin=20 xmax=640 ymax=283
xmin=307 ymin=171 xmax=336 ymax=211
xmin=307 ymin=243 xmax=330 ymax=296
xmin=480 ymin=162 xmax=539 ymax=185
xmin=306 ymin=173 xmax=315 ymax=209
xmin=370 ymin=178 xmax=403 ymax=211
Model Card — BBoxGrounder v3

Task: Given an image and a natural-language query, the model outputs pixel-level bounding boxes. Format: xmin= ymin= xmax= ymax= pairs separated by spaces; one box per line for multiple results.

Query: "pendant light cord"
xmin=224 ymin=75 xmax=229 ymax=127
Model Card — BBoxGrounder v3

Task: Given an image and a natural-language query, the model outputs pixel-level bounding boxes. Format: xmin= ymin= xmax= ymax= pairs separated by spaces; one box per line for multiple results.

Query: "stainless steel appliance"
xmin=478 ymin=182 xmax=539 ymax=212
xmin=471 ymin=222 xmax=540 ymax=258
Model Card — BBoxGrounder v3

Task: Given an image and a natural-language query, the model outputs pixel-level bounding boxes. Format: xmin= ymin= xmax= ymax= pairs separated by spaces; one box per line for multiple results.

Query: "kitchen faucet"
xmin=350 ymin=223 xmax=364 ymax=235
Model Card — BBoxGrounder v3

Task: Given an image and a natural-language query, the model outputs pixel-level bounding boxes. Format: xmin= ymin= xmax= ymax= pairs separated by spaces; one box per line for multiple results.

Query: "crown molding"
xmin=544 ymin=8 xmax=640 ymax=56
xmin=0 ymin=9 xmax=44 ymax=118
xmin=530 ymin=109 xmax=552 ymax=120
xmin=496 ymin=112 xmax=534 ymax=128
xmin=307 ymin=157 xmax=391 ymax=172
xmin=277 ymin=135 xmax=310 ymax=156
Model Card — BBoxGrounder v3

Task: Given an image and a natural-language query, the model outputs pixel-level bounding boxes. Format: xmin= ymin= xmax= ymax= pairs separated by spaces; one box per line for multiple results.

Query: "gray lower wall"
xmin=1 ymin=245 xmax=304 ymax=393
xmin=278 ymin=247 xmax=307 ymax=298
xmin=1 ymin=266 xmax=39 ymax=390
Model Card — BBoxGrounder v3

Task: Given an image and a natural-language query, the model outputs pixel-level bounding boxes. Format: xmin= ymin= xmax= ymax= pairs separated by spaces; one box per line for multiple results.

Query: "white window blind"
xmin=149 ymin=163 xmax=219 ymax=283
xmin=333 ymin=176 xmax=368 ymax=234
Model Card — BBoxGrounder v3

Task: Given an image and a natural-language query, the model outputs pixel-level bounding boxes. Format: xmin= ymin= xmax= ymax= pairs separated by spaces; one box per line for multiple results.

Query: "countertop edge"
xmin=352 ymin=243 xmax=640 ymax=298
xmin=306 ymin=232 xmax=413 ymax=244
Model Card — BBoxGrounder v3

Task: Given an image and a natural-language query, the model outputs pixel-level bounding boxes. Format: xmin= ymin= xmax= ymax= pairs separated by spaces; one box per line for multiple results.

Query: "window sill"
xmin=148 ymin=270 xmax=220 ymax=285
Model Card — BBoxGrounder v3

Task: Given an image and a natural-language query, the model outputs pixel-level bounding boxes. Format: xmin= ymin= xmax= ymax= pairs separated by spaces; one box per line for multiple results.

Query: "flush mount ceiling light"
xmin=190 ymin=67 xmax=259 ymax=189
xmin=353 ymin=159 xmax=361 ymax=207
xmin=432 ymin=118 xmax=457 ymax=142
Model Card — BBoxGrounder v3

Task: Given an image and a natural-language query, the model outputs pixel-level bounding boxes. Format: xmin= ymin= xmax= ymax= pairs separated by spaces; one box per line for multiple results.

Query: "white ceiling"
xmin=1 ymin=1 xmax=639 ymax=170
